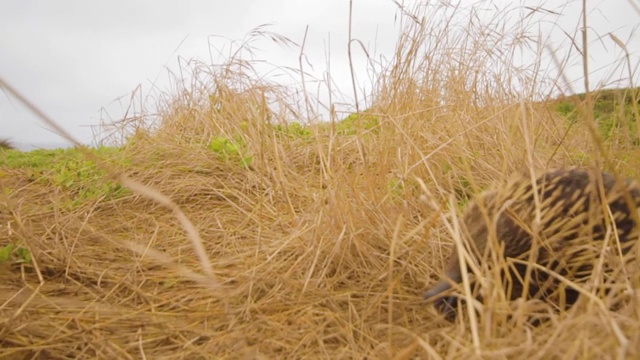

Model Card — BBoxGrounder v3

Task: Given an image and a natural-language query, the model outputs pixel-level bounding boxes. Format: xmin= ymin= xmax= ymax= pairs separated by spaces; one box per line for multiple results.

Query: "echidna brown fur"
xmin=425 ymin=168 xmax=640 ymax=321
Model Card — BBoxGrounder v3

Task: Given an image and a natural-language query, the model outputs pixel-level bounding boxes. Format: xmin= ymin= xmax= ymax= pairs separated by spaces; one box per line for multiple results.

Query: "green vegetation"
xmin=555 ymin=87 xmax=640 ymax=143
xmin=274 ymin=122 xmax=314 ymax=139
xmin=208 ymin=136 xmax=254 ymax=168
xmin=335 ymin=111 xmax=380 ymax=135
xmin=1 ymin=146 xmax=129 ymax=208
xmin=272 ymin=112 xmax=380 ymax=139
xmin=0 ymin=244 xmax=31 ymax=264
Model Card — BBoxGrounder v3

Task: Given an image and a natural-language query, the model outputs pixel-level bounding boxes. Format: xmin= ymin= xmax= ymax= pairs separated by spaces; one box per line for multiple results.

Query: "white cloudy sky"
xmin=1 ymin=0 xmax=639 ymax=150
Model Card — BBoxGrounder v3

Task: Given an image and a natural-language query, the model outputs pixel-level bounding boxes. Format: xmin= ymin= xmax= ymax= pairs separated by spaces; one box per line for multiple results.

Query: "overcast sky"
xmin=1 ymin=0 xmax=639 ymax=150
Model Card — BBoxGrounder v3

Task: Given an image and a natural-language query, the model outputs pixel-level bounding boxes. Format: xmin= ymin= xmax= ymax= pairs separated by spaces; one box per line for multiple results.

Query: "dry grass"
xmin=1 ymin=1 xmax=640 ymax=359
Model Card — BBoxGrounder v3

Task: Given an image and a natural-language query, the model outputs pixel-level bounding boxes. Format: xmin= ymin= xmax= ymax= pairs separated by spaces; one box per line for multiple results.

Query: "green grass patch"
xmin=554 ymin=88 xmax=640 ymax=143
xmin=274 ymin=122 xmax=314 ymax=139
xmin=208 ymin=136 xmax=253 ymax=168
xmin=1 ymin=146 xmax=130 ymax=208
xmin=0 ymin=244 xmax=31 ymax=264
xmin=336 ymin=111 xmax=380 ymax=135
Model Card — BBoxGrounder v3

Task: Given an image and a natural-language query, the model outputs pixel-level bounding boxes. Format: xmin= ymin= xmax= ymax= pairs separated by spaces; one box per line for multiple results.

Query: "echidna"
xmin=425 ymin=168 xmax=640 ymax=320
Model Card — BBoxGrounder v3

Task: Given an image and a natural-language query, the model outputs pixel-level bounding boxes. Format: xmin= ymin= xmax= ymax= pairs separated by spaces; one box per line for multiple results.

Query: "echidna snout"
xmin=424 ymin=271 xmax=462 ymax=321
xmin=424 ymin=248 xmax=462 ymax=297
xmin=425 ymin=244 xmax=465 ymax=320
xmin=425 ymin=168 xmax=640 ymax=320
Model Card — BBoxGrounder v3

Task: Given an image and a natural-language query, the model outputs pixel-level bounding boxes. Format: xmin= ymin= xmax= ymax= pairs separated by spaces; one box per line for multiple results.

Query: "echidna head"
xmin=424 ymin=190 xmax=496 ymax=319
xmin=424 ymin=252 xmax=463 ymax=320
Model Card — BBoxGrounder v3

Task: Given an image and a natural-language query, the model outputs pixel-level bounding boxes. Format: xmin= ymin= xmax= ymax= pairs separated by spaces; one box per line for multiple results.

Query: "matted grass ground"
xmin=2 ymin=2 xmax=640 ymax=359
